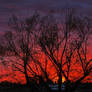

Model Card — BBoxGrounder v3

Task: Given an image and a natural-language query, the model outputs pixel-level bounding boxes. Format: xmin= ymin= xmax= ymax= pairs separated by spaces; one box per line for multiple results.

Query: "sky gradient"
xmin=0 ymin=0 xmax=92 ymax=84
xmin=0 ymin=0 xmax=92 ymax=32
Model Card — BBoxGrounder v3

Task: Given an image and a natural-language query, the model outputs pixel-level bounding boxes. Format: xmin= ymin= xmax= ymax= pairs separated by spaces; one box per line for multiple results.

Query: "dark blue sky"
xmin=0 ymin=0 xmax=92 ymax=32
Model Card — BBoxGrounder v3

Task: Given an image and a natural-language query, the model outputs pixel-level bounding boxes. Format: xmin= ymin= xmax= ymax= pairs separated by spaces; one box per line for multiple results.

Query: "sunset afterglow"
xmin=0 ymin=0 xmax=92 ymax=92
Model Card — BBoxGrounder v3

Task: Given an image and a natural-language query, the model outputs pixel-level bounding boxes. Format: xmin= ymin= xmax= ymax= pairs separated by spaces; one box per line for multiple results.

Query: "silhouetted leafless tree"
xmin=0 ymin=13 xmax=52 ymax=92
xmin=0 ymin=9 xmax=92 ymax=92
xmin=37 ymin=9 xmax=92 ymax=92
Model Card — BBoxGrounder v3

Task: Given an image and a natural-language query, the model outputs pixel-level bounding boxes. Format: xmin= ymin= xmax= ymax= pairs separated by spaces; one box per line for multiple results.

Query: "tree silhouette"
xmin=0 ymin=9 xmax=92 ymax=92
xmin=37 ymin=9 xmax=92 ymax=92
xmin=0 ymin=13 xmax=52 ymax=92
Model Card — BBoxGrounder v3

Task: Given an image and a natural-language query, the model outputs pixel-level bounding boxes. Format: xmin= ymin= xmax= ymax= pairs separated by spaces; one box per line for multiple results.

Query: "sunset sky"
xmin=0 ymin=0 xmax=92 ymax=58
xmin=0 ymin=0 xmax=92 ymax=84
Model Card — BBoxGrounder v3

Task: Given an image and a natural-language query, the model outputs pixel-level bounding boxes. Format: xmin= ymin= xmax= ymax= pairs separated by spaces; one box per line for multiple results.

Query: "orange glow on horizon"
xmin=62 ymin=77 xmax=65 ymax=83
xmin=0 ymin=46 xmax=92 ymax=84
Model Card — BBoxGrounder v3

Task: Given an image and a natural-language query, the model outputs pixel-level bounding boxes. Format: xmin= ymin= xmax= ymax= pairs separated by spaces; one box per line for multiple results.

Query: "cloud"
xmin=0 ymin=0 xmax=92 ymax=32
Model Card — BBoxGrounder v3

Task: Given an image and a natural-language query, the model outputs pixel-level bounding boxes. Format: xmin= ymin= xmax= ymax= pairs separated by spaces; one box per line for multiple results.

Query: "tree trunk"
xmin=24 ymin=62 xmax=29 ymax=85
xmin=24 ymin=57 xmax=30 ymax=86
xmin=58 ymin=67 xmax=62 ymax=92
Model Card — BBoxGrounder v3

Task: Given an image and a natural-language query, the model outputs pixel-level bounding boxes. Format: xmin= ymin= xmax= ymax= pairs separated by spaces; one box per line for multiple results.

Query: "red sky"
xmin=0 ymin=47 xmax=92 ymax=84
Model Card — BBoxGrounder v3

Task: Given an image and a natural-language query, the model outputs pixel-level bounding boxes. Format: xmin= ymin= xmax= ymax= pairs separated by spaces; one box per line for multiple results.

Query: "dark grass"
xmin=0 ymin=82 xmax=92 ymax=92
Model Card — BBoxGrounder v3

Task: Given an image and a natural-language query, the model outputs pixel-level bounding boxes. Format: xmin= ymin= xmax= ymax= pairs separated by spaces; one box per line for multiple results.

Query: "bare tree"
xmin=0 ymin=13 xmax=39 ymax=84
xmin=0 ymin=13 xmax=54 ymax=92
xmin=0 ymin=9 xmax=92 ymax=92
xmin=37 ymin=9 xmax=92 ymax=92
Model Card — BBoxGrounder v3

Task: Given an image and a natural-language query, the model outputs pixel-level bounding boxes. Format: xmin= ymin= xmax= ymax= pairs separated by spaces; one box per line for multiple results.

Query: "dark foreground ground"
xmin=75 ymin=83 xmax=92 ymax=92
xmin=0 ymin=82 xmax=92 ymax=92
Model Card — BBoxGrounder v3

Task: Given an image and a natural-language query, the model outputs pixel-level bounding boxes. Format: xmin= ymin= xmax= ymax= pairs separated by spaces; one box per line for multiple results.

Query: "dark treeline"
xmin=0 ymin=9 xmax=92 ymax=92
xmin=0 ymin=82 xmax=92 ymax=92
